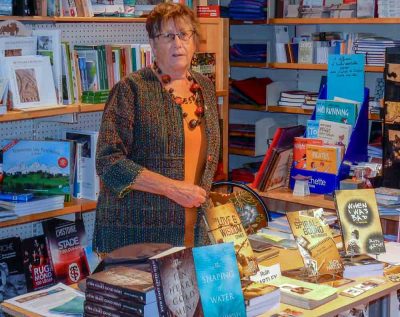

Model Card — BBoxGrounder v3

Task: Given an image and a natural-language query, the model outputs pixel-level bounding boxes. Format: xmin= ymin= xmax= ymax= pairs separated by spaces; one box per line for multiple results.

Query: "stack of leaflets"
xmin=0 ymin=195 xmax=65 ymax=217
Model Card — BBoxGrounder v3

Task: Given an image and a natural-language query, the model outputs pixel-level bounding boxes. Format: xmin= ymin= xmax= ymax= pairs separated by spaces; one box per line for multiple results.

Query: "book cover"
xmin=192 ymin=243 xmax=246 ymax=317
xmin=32 ymin=29 xmax=63 ymax=105
xmin=64 ymin=129 xmax=99 ymax=201
xmin=267 ymin=276 xmax=337 ymax=309
xmin=191 ymin=52 xmax=216 ymax=85
xmin=315 ymin=99 xmax=358 ymax=127
xmin=263 ymin=147 xmax=293 ymax=191
xmin=305 ymin=144 xmax=342 ymax=174
xmin=317 ymin=119 xmax=352 ymax=151
xmin=21 ymin=235 xmax=55 ymax=291
xmin=3 ymin=55 xmax=58 ymax=109
xmin=0 ymin=36 xmax=37 ymax=58
xmin=87 ymin=266 xmax=156 ymax=304
xmin=42 ymin=218 xmax=89 ymax=285
xmin=306 ymin=120 xmax=319 ymax=138
xmin=149 ymin=247 xmax=203 ymax=316
xmin=292 ymin=137 xmax=323 ymax=170
xmin=0 ymin=236 xmax=27 ymax=300
xmin=203 ymin=202 xmax=258 ymax=278
xmin=286 ymin=208 xmax=343 ymax=276
xmin=2 ymin=139 xmax=72 ymax=199
xmin=335 ymin=189 xmax=386 ymax=255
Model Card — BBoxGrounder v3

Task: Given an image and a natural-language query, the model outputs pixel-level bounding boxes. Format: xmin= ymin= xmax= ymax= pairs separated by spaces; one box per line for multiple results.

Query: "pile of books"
xmin=242 ymin=281 xmax=280 ymax=317
xmin=277 ymin=90 xmax=318 ymax=109
xmin=85 ymin=266 xmax=159 ymax=316
xmin=342 ymin=255 xmax=385 ymax=279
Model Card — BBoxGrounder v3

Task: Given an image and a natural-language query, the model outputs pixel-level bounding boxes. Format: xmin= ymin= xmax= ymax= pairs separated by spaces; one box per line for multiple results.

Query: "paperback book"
xmin=1 ymin=139 xmax=73 ymax=200
xmin=335 ymin=189 xmax=386 ymax=255
xmin=193 ymin=243 xmax=246 ymax=317
xmin=315 ymin=99 xmax=358 ymax=127
xmin=191 ymin=52 xmax=216 ymax=85
xmin=42 ymin=218 xmax=89 ymax=285
xmin=286 ymin=208 xmax=343 ymax=276
xmin=21 ymin=235 xmax=55 ymax=291
xmin=149 ymin=247 xmax=203 ymax=316
xmin=317 ymin=119 xmax=352 ymax=151
xmin=0 ymin=236 xmax=27 ymax=301
xmin=203 ymin=202 xmax=258 ymax=277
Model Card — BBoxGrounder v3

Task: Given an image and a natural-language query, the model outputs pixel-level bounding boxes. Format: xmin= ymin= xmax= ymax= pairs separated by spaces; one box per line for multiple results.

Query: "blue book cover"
xmin=306 ymin=120 xmax=319 ymax=138
xmin=2 ymin=140 xmax=72 ymax=199
xmin=0 ymin=192 xmax=33 ymax=202
xmin=192 ymin=243 xmax=246 ymax=317
xmin=315 ymin=99 xmax=358 ymax=127
xmin=327 ymin=54 xmax=365 ymax=103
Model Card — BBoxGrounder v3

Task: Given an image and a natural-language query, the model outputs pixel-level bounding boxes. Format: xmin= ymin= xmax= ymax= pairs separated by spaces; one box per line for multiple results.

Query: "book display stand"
xmin=289 ymin=86 xmax=370 ymax=194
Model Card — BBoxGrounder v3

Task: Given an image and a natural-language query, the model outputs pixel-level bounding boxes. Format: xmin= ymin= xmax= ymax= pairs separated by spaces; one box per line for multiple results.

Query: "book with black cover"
xmin=21 ymin=235 xmax=55 ymax=291
xmin=86 ymin=266 xmax=156 ymax=304
xmin=42 ymin=218 xmax=89 ymax=285
xmin=0 ymin=236 xmax=27 ymax=301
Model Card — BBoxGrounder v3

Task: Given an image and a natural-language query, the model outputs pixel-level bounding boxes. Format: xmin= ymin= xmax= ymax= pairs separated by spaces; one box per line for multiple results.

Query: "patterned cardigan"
xmin=93 ymin=67 xmax=220 ymax=253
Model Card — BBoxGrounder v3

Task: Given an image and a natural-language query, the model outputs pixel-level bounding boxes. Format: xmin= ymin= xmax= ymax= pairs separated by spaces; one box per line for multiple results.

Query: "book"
xmin=342 ymin=254 xmax=385 ymax=279
xmin=292 ymin=137 xmax=323 ymax=170
xmin=86 ymin=266 xmax=156 ymax=304
xmin=2 ymin=139 xmax=73 ymax=200
xmin=85 ymin=290 xmax=159 ymax=316
xmin=192 ymin=243 xmax=246 ymax=317
xmin=317 ymin=119 xmax=352 ymax=151
xmin=21 ymin=235 xmax=55 ymax=291
xmin=305 ymin=144 xmax=343 ymax=175
xmin=0 ymin=36 xmax=37 ymax=58
xmin=335 ymin=189 xmax=386 ymax=255
xmin=3 ymin=283 xmax=84 ymax=316
xmin=149 ymin=247 xmax=203 ymax=316
xmin=262 ymin=147 xmax=293 ymax=191
xmin=203 ymin=202 xmax=258 ymax=278
xmin=3 ymin=55 xmax=58 ymax=109
xmin=0 ymin=192 xmax=33 ymax=202
xmin=286 ymin=208 xmax=343 ymax=276
xmin=306 ymin=120 xmax=319 ymax=138
xmin=32 ymin=29 xmax=63 ymax=105
xmin=315 ymin=99 xmax=358 ymax=127
xmin=42 ymin=218 xmax=89 ymax=285
xmin=64 ymin=129 xmax=99 ymax=201
xmin=0 ymin=236 xmax=27 ymax=300
xmin=266 ymin=276 xmax=337 ymax=309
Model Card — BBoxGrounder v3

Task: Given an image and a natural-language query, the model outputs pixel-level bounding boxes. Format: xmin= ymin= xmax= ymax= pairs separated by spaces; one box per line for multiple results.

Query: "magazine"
xmin=3 ymin=283 xmax=84 ymax=317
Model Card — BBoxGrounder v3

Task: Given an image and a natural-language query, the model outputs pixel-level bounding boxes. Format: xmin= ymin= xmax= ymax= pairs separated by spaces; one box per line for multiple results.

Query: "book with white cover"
xmin=64 ymin=129 xmax=99 ymax=201
xmin=0 ymin=36 xmax=37 ymax=58
xmin=32 ymin=29 xmax=63 ymax=105
xmin=4 ymin=55 xmax=58 ymax=110
xmin=317 ymin=119 xmax=352 ymax=151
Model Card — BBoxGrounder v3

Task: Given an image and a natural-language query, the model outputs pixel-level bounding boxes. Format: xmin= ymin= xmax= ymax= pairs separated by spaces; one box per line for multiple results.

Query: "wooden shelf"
xmin=230 ymin=19 xmax=268 ymax=25
xmin=0 ymin=16 xmax=148 ymax=23
xmin=0 ymin=105 xmax=80 ymax=122
xmin=0 ymin=199 xmax=97 ymax=228
xmin=230 ymin=104 xmax=267 ymax=111
xmin=79 ymin=103 xmax=105 ymax=112
xmin=230 ymin=61 xmax=268 ymax=68
xmin=229 ymin=148 xmax=257 ymax=156
xmin=267 ymin=106 xmax=313 ymax=115
xmin=269 ymin=63 xmax=384 ymax=72
xmin=269 ymin=18 xmax=400 ymax=24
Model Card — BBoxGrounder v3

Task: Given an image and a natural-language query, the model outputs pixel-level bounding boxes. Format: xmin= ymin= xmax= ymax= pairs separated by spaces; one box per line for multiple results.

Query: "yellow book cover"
xmin=286 ymin=208 xmax=343 ymax=276
xmin=203 ymin=202 xmax=258 ymax=278
xmin=334 ymin=189 xmax=386 ymax=255
xmin=305 ymin=144 xmax=340 ymax=174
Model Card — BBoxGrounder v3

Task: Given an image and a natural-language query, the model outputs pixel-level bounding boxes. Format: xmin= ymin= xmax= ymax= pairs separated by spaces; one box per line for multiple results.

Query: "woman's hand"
xmin=165 ymin=180 xmax=206 ymax=208
xmin=131 ymin=169 xmax=206 ymax=208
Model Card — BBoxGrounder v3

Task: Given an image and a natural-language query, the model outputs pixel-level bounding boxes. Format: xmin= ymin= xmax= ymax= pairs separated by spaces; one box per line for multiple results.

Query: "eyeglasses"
xmin=154 ymin=31 xmax=195 ymax=43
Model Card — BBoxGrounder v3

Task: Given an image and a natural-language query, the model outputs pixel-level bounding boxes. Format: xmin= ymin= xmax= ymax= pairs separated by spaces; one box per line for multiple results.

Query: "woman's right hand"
xmin=165 ymin=180 xmax=206 ymax=208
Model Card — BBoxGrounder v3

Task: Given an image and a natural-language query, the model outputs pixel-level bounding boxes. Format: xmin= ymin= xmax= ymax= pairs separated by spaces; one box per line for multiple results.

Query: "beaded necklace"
xmin=153 ymin=62 xmax=204 ymax=130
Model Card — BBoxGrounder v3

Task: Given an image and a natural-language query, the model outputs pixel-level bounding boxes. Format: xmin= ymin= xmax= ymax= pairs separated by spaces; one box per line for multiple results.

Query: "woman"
xmin=93 ymin=3 xmax=220 ymax=253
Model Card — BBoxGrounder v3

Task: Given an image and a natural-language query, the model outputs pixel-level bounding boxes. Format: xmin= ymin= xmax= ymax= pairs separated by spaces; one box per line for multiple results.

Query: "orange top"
xmin=181 ymin=101 xmax=207 ymax=247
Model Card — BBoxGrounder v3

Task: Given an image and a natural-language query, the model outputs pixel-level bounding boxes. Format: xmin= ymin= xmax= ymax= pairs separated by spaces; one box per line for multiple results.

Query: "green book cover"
xmin=315 ymin=99 xmax=358 ymax=127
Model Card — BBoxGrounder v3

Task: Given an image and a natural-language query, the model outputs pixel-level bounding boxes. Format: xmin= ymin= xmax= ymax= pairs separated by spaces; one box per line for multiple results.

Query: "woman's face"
xmin=150 ymin=18 xmax=196 ymax=75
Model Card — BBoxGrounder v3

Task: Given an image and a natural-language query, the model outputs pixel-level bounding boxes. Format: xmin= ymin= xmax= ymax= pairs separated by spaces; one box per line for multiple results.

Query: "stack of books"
xmin=84 ymin=266 xmax=159 ymax=317
xmin=342 ymin=254 xmax=385 ymax=279
xmin=242 ymin=281 xmax=280 ymax=317
xmin=0 ymin=195 xmax=65 ymax=217
xmin=278 ymin=90 xmax=318 ymax=108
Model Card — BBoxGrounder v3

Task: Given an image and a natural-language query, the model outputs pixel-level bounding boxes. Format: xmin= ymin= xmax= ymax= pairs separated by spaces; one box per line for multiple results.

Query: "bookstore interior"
xmin=3 ymin=0 xmax=400 ymax=317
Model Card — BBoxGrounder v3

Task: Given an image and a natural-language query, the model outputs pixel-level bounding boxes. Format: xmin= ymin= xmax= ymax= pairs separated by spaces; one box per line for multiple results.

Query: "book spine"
xmin=85 ymin=295 xmax=145 ymax=316
xmin=149 ymin=258 xmax=168 ymax=316
xmin=84 ymin=301 xmax=133 ymax=317
xmin=85 ymin=278 xmax=147 ymax=304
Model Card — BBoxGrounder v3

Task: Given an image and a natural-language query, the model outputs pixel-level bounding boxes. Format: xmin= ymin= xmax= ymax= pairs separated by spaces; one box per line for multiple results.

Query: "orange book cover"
xmin=305 ymin=144 xmax=340 ymax=174
xmin=293 ymin=137 xmax=323 ymax=170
